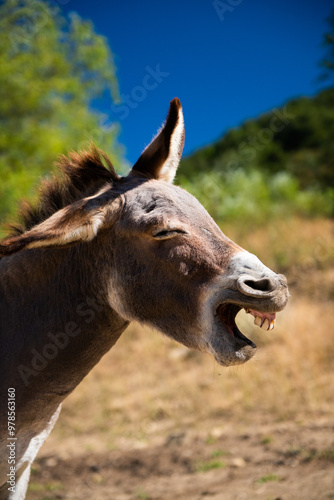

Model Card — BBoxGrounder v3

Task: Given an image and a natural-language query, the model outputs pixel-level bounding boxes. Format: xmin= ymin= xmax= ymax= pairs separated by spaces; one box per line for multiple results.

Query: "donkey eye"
xmin=152 ymin=228 xmax=187 ymax=240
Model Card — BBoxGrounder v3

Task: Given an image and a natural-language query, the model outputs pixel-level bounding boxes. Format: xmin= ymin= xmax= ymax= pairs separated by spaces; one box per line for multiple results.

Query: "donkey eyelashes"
xmin=152 ymin=228 xmax=188 ymax=240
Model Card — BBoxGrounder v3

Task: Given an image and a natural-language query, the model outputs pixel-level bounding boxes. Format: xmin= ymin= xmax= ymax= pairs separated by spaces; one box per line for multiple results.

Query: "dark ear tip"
xmin=170 ymin=97 xmax=182 ymax=110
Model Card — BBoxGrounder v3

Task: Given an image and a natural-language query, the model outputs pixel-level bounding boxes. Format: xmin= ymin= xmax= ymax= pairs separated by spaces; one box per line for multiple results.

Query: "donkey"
xmin=0 ymin=98 xmax=288 ymax=499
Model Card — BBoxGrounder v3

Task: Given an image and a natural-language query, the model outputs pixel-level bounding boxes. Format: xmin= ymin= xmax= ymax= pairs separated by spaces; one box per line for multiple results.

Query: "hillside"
xmin=178 ymin=88 xmax=334 ymax=224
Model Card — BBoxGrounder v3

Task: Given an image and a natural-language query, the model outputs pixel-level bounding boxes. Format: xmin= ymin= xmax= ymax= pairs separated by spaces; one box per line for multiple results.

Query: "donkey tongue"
xmin=245 ymin=309 xmax=276 ymax=331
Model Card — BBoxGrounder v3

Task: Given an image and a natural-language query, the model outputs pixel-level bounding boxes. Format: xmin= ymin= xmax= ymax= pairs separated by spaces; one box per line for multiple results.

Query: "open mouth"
xmin=216 ymin=303 xmax=277 ymax=349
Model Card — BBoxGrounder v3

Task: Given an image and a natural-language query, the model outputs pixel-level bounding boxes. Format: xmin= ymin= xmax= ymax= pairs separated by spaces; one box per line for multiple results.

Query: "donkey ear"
xmin=131 ymin=98 xmax=185 ymax=183
xmin=0 ymin=191 xmax=118 ymax=256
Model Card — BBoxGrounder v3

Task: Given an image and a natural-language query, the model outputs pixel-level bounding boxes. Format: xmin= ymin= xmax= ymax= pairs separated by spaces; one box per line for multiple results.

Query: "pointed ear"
xmin=0 ymin=190 xmax=119 ymax=256
xmin=131 ymin=97 xmax=185 ymax=183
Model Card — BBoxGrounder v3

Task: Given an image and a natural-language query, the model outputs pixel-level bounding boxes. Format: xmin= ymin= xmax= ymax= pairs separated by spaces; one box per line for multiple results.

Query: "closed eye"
xmin=152 ymin=228 xmax=188 ymax=240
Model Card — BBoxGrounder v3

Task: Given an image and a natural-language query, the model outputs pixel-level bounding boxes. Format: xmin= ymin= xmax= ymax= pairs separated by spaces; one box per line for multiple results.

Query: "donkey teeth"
xmin=254 ymin=315 xmax=263 ymax=327
xmin=253 ymin=316 xmax=276 ymax=331
xmin=262 ymin=318 xmax=270 ymax=331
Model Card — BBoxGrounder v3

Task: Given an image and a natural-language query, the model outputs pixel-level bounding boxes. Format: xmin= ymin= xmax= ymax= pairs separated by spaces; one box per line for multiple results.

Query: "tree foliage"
xmin=180 ymin=89 xmax=334 ymax=189
xmin=0 ymin=0 xmax=123 ymax=223
xmin=178 ymin=89 xmax=334 ymax=224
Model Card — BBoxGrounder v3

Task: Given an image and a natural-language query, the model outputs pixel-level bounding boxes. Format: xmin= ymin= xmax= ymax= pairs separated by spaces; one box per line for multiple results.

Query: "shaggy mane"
xmin=8 ymin=146 xmax=119 ymax=236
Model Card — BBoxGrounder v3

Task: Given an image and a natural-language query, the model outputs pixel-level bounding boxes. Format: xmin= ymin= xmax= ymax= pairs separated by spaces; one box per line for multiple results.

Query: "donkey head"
xmin=0 ymin=98 xmax=289 ymax=366
xmin=109 ymin=99 xmax=289 ymax=365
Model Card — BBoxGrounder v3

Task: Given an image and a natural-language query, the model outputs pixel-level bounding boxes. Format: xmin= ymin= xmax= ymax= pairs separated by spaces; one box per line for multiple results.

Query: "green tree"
xmin=0 ymin=0 xmax=123 ymax=224
xmin=179 ymin=89 xmax=334 ymax=190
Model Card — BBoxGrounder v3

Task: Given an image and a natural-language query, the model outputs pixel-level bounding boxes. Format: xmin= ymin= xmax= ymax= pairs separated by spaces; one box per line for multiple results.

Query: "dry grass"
xmin=42 ymin=217 xmax=334 ymax=458
xmin=226 ymin=216 xmax=334 ymax=274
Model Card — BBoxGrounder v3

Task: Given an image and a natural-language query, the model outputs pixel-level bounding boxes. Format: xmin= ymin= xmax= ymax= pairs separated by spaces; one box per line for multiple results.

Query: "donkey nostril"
xmin=244 ymin=278 xmax=275 ymax=292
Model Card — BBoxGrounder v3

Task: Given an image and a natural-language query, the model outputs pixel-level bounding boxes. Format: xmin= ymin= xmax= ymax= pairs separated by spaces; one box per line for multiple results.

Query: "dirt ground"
xmin=28 ymin=417 xmax=334 ymax=500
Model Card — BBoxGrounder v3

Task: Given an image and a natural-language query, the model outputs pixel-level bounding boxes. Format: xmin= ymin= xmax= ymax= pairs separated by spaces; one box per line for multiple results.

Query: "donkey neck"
xmin=0 ymin=240 xmax=129 ymax=426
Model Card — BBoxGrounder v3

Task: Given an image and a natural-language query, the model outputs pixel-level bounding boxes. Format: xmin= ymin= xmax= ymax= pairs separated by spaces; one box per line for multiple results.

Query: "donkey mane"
xmin=8 ymin=146 xmax=119 ymax=236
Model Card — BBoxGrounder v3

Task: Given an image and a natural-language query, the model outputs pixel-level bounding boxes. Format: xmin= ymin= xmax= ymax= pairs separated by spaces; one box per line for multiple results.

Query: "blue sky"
xmin=61 ymin=0 xmax=332 ymax=165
